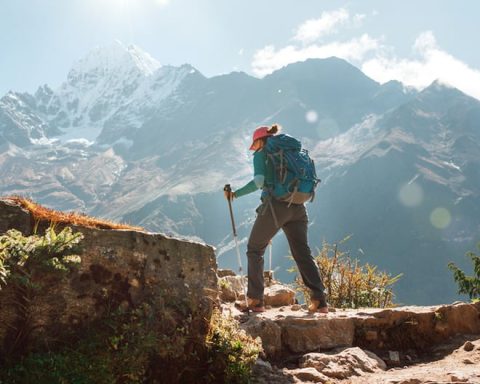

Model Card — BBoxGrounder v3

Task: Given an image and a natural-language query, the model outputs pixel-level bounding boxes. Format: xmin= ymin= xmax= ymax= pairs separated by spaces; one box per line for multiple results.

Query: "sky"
xmin=1 ymin=0 xmax=480 ymax=99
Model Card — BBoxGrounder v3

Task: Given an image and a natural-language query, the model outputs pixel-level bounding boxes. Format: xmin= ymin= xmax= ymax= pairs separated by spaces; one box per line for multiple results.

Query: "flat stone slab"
xmin=227 ymin=302 xmax=480 ymax=359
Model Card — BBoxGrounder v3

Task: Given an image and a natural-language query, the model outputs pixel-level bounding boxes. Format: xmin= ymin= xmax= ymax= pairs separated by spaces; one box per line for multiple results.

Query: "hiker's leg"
xmin=246 ymin=202 xmax=282 ymax=300
xmin=282 ymin=206 xmax=326 ymax=302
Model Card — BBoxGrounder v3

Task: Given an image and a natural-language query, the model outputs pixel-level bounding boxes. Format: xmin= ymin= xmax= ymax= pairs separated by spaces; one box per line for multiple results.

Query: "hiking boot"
xmin=308 ymin=298 xmax=328 ymax=314
xmin=235 ymin=297 xmax=266 ymax=313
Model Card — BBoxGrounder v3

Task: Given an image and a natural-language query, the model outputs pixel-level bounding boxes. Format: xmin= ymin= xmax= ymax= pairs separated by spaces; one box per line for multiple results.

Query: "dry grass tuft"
xmin=290 ymin=236 xmax=402 ymax=309
xmin=3 ymin=196 xmax=143 ymax=231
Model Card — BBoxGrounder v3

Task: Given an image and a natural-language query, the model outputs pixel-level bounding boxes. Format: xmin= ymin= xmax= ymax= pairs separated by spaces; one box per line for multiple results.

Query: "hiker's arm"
xmin=234 ymin=151 xmax=266 ymax=198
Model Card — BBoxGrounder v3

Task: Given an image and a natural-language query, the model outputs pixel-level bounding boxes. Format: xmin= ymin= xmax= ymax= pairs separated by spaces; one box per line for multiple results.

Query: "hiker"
xmin=224 ymin=124 xmax=328 ymax=313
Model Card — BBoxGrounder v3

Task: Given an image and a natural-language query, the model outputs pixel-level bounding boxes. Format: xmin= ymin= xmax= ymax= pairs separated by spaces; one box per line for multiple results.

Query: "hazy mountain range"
xmin=1 ymin=41 xmax=479 ymax=305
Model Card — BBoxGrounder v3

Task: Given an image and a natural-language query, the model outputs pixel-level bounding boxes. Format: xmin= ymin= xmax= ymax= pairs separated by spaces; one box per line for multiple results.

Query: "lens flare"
xmin=398 ymin=182 xmax=423 ymax=207
xmin=306 ymin=110 xmax=318 ymax=123
xmin=430 ymin=207 xmax=451 ymax=229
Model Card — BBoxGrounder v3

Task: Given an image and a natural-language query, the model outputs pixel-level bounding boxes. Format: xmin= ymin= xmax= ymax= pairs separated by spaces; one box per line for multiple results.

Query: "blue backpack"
xmin=265 ymin=134 xmax=320 ymax=204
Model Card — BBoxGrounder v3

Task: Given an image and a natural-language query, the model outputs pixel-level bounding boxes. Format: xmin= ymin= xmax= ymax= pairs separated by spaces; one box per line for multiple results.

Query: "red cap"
xmin=249 ymin=126 xmax=273 ymax=150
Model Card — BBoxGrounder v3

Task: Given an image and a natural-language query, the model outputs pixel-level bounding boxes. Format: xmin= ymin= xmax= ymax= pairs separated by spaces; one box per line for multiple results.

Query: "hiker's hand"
xmin=224 ymin=190 xmax=236 ymax=201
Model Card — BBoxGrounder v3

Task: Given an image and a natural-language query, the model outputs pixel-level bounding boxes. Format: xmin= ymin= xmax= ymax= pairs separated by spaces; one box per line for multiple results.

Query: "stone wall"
xmin=0 ymin=199 xmax=218 ymax=358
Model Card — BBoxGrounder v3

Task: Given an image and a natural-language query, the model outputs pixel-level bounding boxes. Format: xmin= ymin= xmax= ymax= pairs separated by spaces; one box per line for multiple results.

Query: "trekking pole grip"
xmin=224 ymin=184 xmax=237 ymax=237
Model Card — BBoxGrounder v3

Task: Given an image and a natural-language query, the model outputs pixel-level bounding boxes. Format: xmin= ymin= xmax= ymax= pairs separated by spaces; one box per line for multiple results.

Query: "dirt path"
xmin=346 ymin=336 xmax=480 ymax=384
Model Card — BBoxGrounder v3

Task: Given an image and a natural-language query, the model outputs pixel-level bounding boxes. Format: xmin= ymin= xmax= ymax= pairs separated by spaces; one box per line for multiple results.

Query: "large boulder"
xmin=0 ymin=198 xmax=218 ymax=361
xmin=242 ymin=317 xmax=283 ymax=358
xmin=300 ymin=347 xmax=387 ymax=379
xmin=219 ymin=274 xmax=246 ymax=301
xmin=264 ymin=284 xmax=295 ymax=307
xmin=281 ymin=316 xmax=355 ymax=353
xmin=218 ymin=270 xmax=295 ymax=307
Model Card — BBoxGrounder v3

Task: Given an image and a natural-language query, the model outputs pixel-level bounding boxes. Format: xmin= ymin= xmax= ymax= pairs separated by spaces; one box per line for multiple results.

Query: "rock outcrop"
xmin=220 ymin=270 xmax=480 ymax=363
xmin=236 ymin=302 xmax=480 ymax=360
xmin=0 ymin=198 xmax=218 ymax=362
xmin=243 ymin=303 xmax=480 ymax=383
xmin=219 ymin=271 xmax=480 ymax=383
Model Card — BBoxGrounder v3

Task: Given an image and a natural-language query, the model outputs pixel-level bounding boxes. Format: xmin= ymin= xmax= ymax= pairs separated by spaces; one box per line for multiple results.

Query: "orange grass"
xmin=4 ymin=196 xmax=143 ymax=231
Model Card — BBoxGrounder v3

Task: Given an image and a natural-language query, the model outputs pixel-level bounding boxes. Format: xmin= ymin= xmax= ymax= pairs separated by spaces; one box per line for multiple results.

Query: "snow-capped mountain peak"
xmin=125 ymin=43 xmax=161 ymax=75
xmin=67 ymin=40 xmax=160 ymax=83
xmin=17 ymin=41 xmax=198 ymax=143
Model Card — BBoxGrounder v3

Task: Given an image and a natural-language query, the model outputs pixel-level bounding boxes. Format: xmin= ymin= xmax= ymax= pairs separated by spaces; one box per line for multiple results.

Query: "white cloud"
xmin=413 ymin=30 xmax=436 ymax=52
xmin=293 ymin=8 xmax=350 ymax=44
xmin=293 ymin=8 xmax=366 ymax=45
xmin=352 ymin=13 xmax=366 ymax=26
xmin=362 ymin=31 xmax=480 ymax=100
xmin=252 ymin=7 xmax=373 ymax=77
xmin=252 ymin=34 xmax=380 ymax=77
xmin=251 ymin=9 xmax=480 ymax=102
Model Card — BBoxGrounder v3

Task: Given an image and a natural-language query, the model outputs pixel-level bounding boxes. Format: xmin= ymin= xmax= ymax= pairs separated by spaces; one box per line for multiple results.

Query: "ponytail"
xmin=267 ymin=124 xmax=281 ymax=135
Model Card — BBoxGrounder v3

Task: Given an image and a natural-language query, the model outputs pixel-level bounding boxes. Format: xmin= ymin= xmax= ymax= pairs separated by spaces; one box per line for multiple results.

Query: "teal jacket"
xmin=234 ymin=149 xmax=274 ymax=198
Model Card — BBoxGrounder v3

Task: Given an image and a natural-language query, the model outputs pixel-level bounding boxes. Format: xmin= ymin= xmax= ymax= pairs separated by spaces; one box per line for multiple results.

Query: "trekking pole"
xmin=224 ymin=184 xmax=248 ymax=309
xmin=268 ymin=240 xmax=273 ymax=279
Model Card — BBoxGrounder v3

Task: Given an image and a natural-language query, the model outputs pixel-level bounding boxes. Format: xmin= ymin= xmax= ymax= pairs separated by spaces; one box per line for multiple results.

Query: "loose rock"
xmin=287 ymin=367 xmax=329 ymax=383
xmin=300 ymin=347 xmax=386 ymax=380
xmin=462 ymin=341 xmax=474 ymax=352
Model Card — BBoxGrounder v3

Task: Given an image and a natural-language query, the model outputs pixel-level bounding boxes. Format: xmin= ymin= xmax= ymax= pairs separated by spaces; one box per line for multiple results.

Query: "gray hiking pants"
xmin=246 ymin=198 xmax=326 ymax=303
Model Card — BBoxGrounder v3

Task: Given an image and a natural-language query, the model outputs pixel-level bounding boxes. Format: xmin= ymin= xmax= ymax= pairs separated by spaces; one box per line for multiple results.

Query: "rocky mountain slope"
xmin=1 ymin=42 xmax=479 ymax=305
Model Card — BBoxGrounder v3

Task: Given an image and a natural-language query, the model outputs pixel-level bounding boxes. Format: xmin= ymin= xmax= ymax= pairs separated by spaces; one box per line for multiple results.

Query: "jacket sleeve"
xmin=234 ymin=150 xmax=266 ymax=198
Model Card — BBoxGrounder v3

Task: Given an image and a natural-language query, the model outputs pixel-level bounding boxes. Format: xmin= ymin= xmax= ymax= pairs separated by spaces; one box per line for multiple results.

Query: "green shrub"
xmin=0 ymin=226 xmax=83 ymax=289
xmin=290 ymin=236 xmax=402 ymax=308
xmin=448 ymin=242 xmax=480 ymax=301
xmin=205 ymin=309 xmax=261 ymax=384
xmin=0 ymin=226 xmax=83 ymax=359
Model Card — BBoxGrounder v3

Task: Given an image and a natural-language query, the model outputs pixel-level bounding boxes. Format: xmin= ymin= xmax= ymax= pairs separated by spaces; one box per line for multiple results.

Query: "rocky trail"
xmin=248 ymin=312 xmax=480 ymax=383
xmin=219 ymin=271 xmax=480 ymax=383
xmin=348 ymin=336 xmax=480 ymax=384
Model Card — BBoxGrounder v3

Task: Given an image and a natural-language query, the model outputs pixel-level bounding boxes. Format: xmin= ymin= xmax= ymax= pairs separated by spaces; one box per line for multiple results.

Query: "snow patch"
xmin=312 ymin=114 xmax=382 ymax=169
xmin=442 ymin=160 xmax=462 ymax=172
xmin=216 ymin=237 xmax=248 ymax=258
xmin=30 ymin=137 xmax=57 ymax=146
xmin=65 ymin=138 xmax=94 ymax=147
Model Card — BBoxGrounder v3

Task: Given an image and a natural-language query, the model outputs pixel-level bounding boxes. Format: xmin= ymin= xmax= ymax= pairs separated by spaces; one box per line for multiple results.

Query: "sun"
xmin=98 ymin=0 xmax=172 ymax=14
